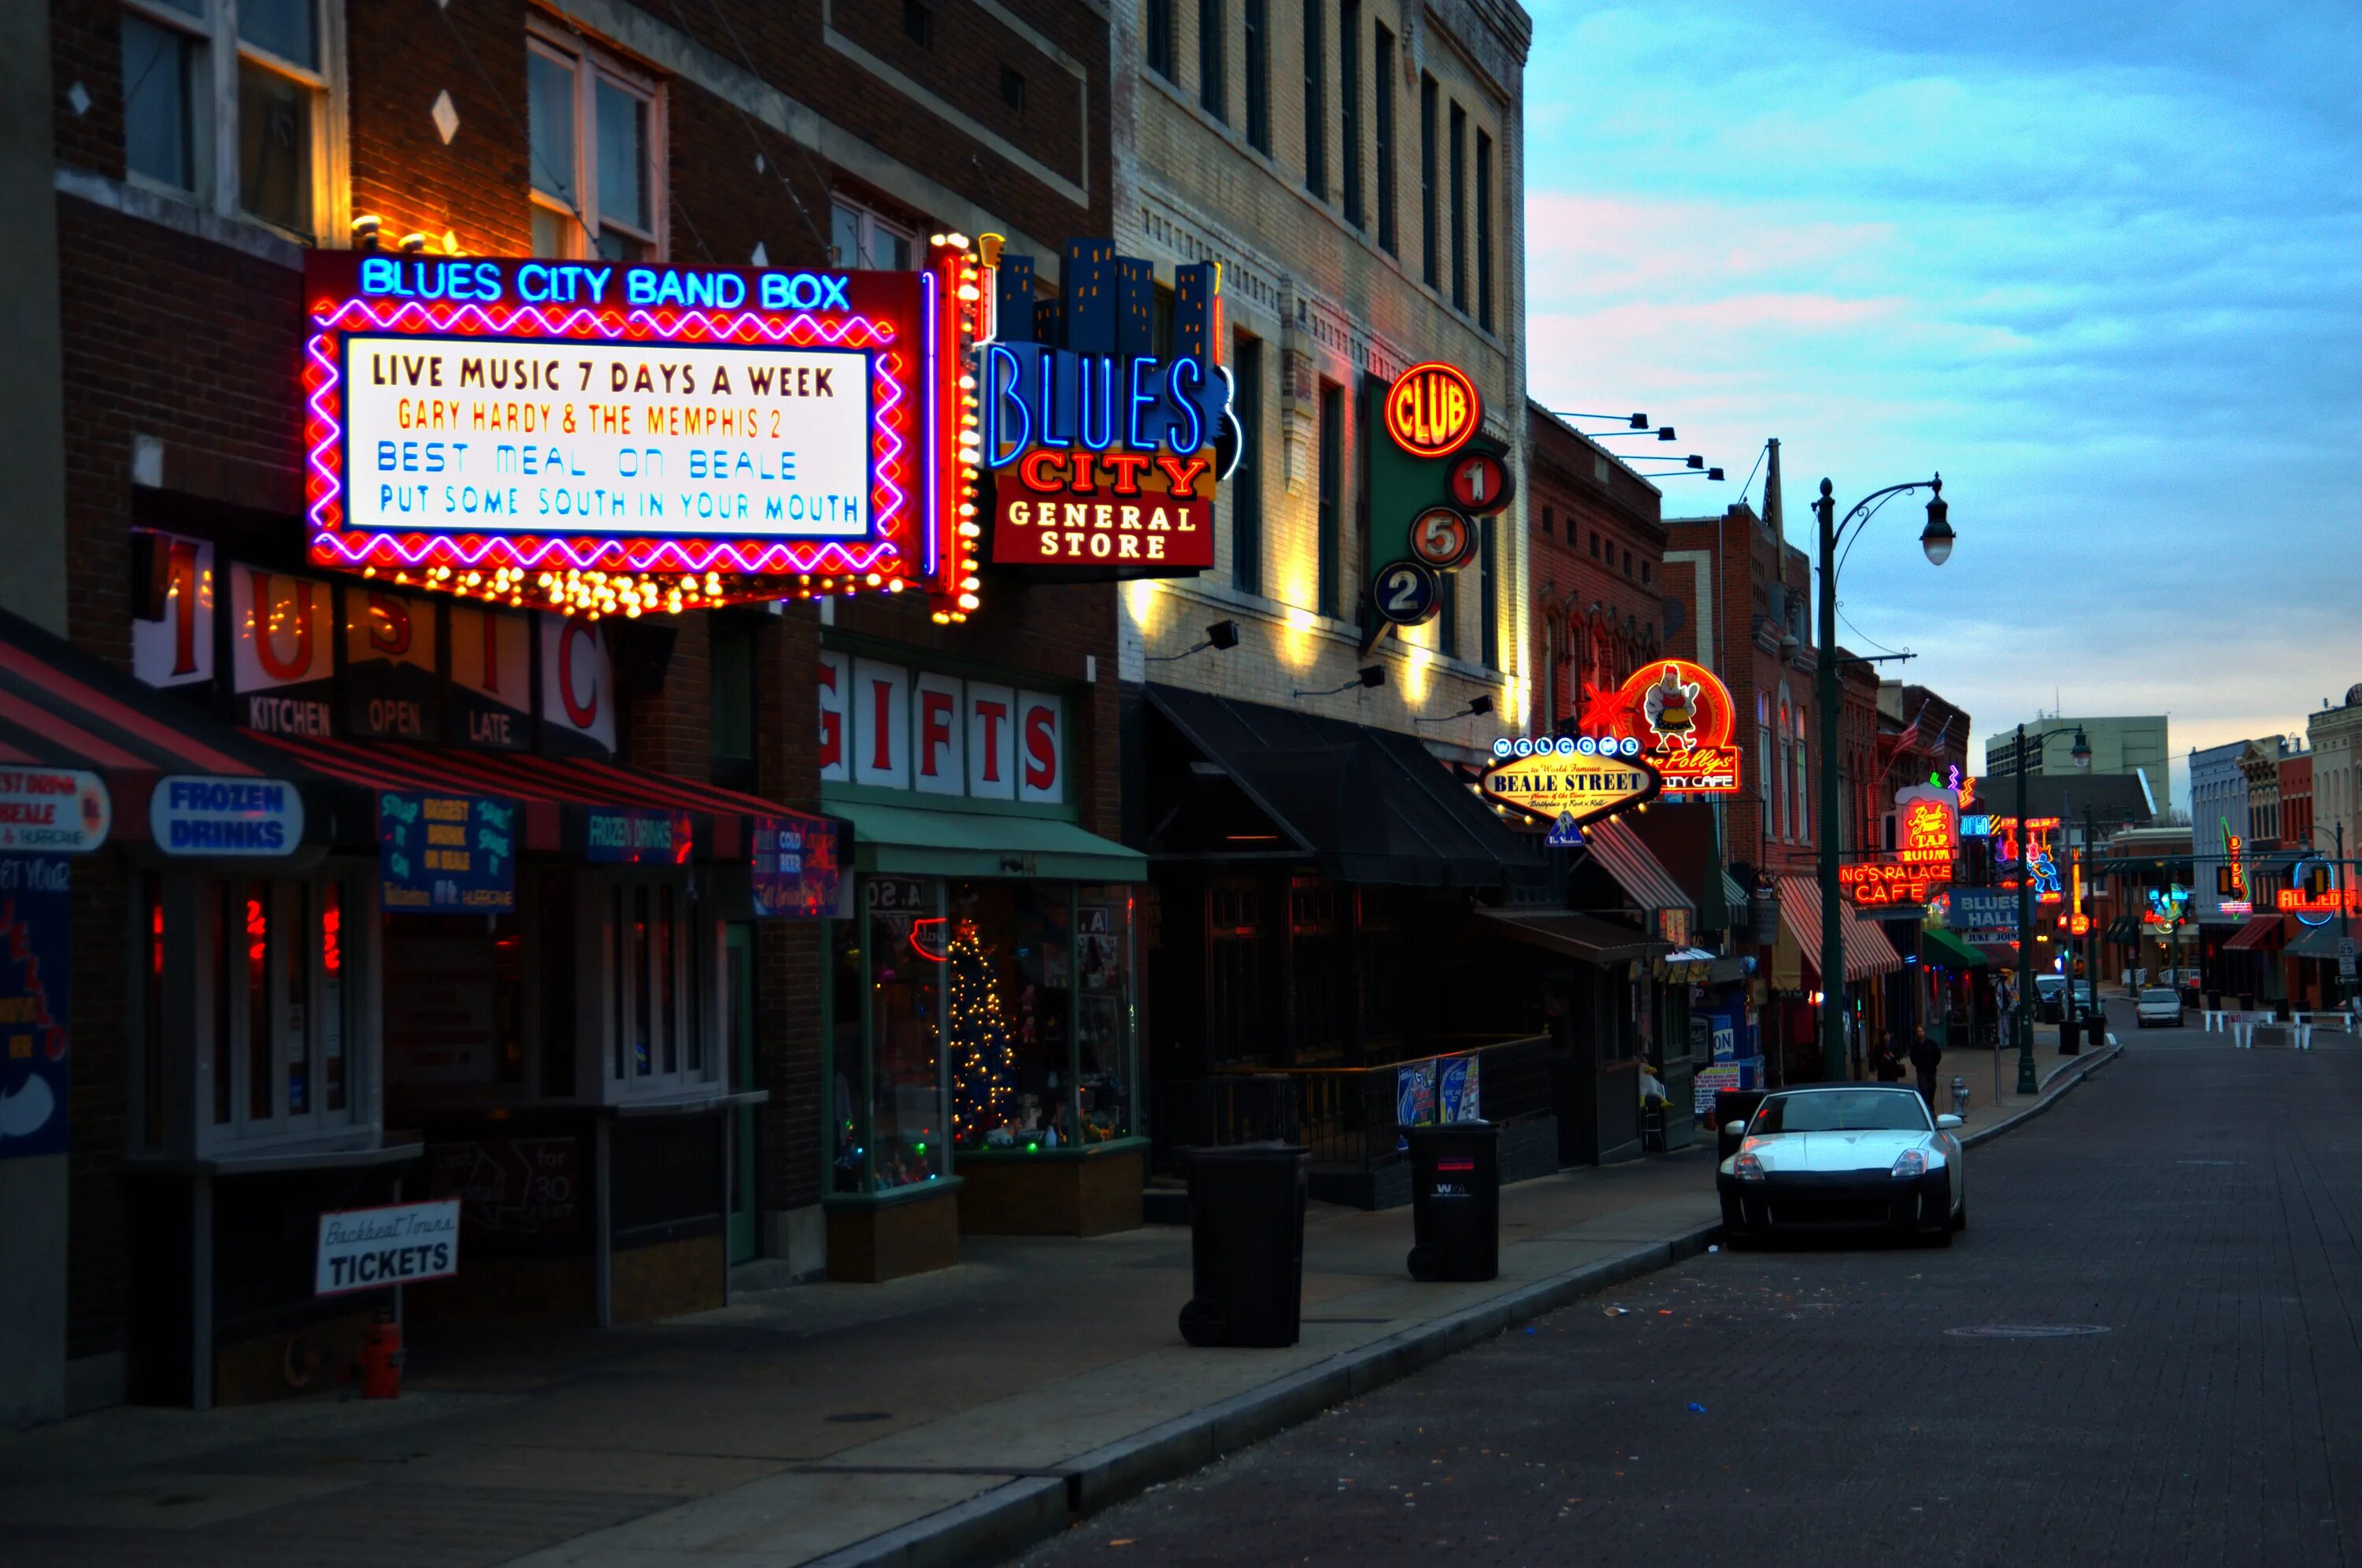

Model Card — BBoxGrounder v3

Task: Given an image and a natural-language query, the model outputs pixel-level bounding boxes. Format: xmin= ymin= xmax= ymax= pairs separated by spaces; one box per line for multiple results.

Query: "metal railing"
xmin=1151 ymin=1032 xmax=1555 ymax=1174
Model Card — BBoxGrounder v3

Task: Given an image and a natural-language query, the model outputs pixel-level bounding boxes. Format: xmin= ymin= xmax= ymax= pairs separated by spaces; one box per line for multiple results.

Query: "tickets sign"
xmin=315 ymin=1199 xmax=461 ymax=1296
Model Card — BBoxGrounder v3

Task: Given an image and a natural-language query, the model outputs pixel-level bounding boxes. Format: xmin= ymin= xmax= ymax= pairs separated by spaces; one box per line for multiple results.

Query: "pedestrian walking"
xmin=1873 ymin=1031 xmax=1907 ymax=1083
xmin=1908 ymin=1030 xmax=1943 ymax=1111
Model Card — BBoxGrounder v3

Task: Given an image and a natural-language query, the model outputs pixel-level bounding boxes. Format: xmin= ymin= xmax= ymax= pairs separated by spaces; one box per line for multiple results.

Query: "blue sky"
xmin=1521 ymin=2 xmax=2362 ymax=807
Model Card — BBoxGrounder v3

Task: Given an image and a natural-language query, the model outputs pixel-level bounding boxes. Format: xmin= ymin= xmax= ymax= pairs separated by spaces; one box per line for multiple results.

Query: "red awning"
xmin=1777 ymin=875 xmax=1904 ymax=982
xmin=1580 ymin=816 xmax=1694 ymax=919
xmin=2223 ymin=914 xmax=2286 ymax=952
xmin=0 ymin=605 xmax=297 ymax=841
xmin=253 ymin=734 xmax=783 ymax=860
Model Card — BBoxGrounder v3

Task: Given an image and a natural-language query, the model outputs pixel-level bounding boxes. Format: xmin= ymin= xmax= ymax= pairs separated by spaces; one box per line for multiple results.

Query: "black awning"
xmin=1143 ymin=684 xmax=1549 ymax=891
xmin=1477 ymin=907 xmax=1670 ymax=965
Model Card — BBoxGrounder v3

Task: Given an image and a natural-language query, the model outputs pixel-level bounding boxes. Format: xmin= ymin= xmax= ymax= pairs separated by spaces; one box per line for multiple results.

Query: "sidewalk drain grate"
xmin=1945 ymin=1324 xmax=2108 ymax=1339
xmin=823 ymin=1411 xmax=895 ymax=1423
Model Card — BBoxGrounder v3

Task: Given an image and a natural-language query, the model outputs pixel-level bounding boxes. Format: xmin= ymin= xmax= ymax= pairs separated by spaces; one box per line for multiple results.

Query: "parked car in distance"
xmin=1716 ymin=1085 xmax=1965 ymax=1247
xmin=2035 ymin=977 xmax=2094 ymax=1022
xmin=2135 ymin=987 xmax=2185 ymax=1029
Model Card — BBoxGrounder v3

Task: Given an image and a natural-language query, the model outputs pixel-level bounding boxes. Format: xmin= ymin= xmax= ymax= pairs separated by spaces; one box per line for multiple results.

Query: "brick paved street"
xmin=1018 ymin=1011 xmax=2362 ymax=1568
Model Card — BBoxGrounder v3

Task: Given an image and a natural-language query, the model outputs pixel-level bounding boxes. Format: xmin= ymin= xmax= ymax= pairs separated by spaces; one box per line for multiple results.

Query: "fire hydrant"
xmin=1950 ymin=1075 xmax=1970 ymax=1117
xmin=357 ymin=1311 xmax=403 ymax=1400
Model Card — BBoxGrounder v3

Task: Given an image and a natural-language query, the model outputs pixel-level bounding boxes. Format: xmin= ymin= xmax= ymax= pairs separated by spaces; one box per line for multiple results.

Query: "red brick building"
xmin=1525 ymin=403 xmax=1665 ymax=730
xmin=17 ymin=0 xmax=1138 ymax=1417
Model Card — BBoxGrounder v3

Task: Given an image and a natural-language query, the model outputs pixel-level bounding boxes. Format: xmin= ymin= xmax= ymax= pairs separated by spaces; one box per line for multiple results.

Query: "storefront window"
xmin=1075 ymin=887 xmax=1135 ymax=1144
xmin=387 ymin=912 xmax=528 ymax=1086
xmin=865 ymin=878 xmax=945 ymax=1189
xmin=182 ymin=867 xmax=365 ymax=1150
xmin=947 ymin=881 xmax=1070 ymax=1152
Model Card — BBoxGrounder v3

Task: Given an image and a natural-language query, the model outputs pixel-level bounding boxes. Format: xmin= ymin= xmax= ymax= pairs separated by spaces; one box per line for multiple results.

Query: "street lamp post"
xmin=1814 ymin=474 xmax=1956 ymax=1082
xmin=2012 ymin=721 xmax=2090 ymax=1093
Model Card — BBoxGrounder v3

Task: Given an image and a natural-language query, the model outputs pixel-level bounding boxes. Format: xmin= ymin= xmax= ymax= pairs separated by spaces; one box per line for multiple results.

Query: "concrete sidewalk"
xmin=0 ymin=1045 xmax=2117 ymax=1568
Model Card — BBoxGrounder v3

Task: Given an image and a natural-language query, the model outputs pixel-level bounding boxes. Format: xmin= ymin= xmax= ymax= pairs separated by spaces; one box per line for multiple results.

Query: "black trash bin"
xmin=1405 ymin=1122 xmax=1501 ymax=1281
xmin=1178 ymin=1143 xmax=1307 ymax=1348
xmin=1714 ymin=1089 xmax=1768 ymax=1163
xmin=2058 ymin=1018 xmax=2080 ymax=1054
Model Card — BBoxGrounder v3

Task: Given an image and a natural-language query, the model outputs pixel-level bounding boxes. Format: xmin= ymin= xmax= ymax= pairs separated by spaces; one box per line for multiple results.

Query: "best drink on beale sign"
xmin=302 ymin=239 xmax=993 ymax=620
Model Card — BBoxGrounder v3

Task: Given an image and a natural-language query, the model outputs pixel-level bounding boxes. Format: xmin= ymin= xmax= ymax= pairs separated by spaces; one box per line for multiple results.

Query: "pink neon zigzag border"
xmin=304 ymin=297 xmax=918 ymax=580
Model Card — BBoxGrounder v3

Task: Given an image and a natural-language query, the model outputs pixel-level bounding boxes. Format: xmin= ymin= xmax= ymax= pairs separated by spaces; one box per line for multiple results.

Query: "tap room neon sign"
xmin=302 ymin=248 xmax=983 ymax=617
xmin=978 ymin=242 xmax=1229 ymax=576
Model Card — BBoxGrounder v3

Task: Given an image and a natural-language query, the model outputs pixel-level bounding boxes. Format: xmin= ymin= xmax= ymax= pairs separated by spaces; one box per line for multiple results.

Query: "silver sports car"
xmin=1716 ymin=1084 xmax=1965 ymax=1246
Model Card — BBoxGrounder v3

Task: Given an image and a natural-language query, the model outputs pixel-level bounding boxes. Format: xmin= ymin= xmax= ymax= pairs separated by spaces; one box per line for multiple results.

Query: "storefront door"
xmin=727 ymin=922 xmax=757 ymax=1264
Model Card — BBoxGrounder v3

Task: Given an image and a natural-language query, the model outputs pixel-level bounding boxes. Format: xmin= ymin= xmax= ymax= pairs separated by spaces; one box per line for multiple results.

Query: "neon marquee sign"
xmin=1839 ymin=863 xmax=1943 ymax=908
xmin=2277 ymin=858 xmax=2345 ymax=925
xmin=302 ymin=248 xmax=982 ymax=618
xmin=1480 ymin=734 xmax=1662 ymax=831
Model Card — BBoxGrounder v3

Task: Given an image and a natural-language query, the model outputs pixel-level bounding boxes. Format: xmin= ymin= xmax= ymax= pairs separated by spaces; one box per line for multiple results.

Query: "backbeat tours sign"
xmin=316 ymin=1199 xmax=461 ymax=1296
xmin=1479 ymin=735 xmax=1663 ymax=830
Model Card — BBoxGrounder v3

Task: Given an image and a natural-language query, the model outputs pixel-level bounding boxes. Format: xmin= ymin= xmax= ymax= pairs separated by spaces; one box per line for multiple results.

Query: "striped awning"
xmin=1776 ymin=875 xmax=1904 ymax=982
xmin=1582 ymin=815 xmax=1694 ymax=917
xmin=2224 ymin=914 xmax=2287 ymax=952
xmin=254 ymin=733 xmax=801 ymax=861
xmin=0 ymin=604 xmax=298 ymax=841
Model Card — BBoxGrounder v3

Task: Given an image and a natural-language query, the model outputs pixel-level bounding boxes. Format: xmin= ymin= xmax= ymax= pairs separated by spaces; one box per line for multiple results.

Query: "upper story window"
xmin=831 ymin=197 xmax=917 ymax=269
xmin=528 ymin=23 xmax=661 ymax=261
xmin=120 ymin=0 xmax=341 ymax=240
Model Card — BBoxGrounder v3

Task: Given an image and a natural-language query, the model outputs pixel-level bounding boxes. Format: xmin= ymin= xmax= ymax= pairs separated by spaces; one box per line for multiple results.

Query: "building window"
xmin=1146 ymin=0 xmax=1175 ymax=79
xmin=1448 ymin=101 xmax=1468 ymax=311
xmin=121 ymin=0 xmax=339 ymax=240
xmin=1198 ymin=0 xmax=1225 ymax=120
xmin=150 ymin=867 xmax=370 ymax=1156
xmin=1001 ymin=65 xmax=1026 ymax=113
xmin=1542 ymin=505 xmax=1553 ymax=537
xmin=1373 ymin=21 xmax=1396 ymax=254
xmin=1231 ymin=332 xmax=1264 ymax=594
xmin=1340 ymin=0 xmax=1362 ymax=228
xmin=1479 ymin=514 xmax=1499 ymax=669
xmin=1301 ymin=0 xmax=1326 ymax=198
xmin=1590 ymin=533 xmax=1600 ymax=560
xmin=1243 ymin=0 xmax=1269 ymax=150
xmin=1623 ymin=548 xmax=1632 ymax=576
xmin=529 ymin=24 xmax=660 ymax=261
xmin=1316 ymin=382 xmax=1342 ymax=619
xmin=831 ymin=197 xmax=916 ymax=269
xmin=1475 ymin=128 xmax=1494 ymax=331
xmin=1641 ymin=560 xmax=1651 ymax=585
xmin=903 ymin=0 xmax=932 ymax=47
xmin=1419 ymin=73 xmax=1438 ymax=286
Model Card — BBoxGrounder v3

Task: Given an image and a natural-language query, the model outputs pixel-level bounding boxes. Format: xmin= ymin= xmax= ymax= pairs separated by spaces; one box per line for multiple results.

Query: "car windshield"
xmin=2036 ymin=978 xmax=2062 ymax=994
xmin=2142 ymin=989 xmax=2179 ymax=1004
xmin=1749 ymin=1090 xmax=1930 ymax=1135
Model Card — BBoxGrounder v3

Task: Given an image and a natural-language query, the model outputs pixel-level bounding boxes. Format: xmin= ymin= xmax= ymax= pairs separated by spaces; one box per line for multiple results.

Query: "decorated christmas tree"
xmin=946 ymin=920 xmax=1017 ymax=1142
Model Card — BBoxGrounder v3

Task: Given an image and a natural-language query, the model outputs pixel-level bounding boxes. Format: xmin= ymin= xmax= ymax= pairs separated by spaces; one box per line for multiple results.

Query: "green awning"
xmin=830 ymin=799 xmax=1147 ymax=882
xmin=1920 ymin=924 xmax=1990 ymax=970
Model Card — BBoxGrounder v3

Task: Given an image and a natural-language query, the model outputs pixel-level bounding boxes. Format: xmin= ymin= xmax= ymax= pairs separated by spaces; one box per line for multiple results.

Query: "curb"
xmin=813 ymin=1221 xmax=1719 ymax=1568
xmin=820 ymin=1052 xmax=2116 ymax=1568
xmin=1960 ymin=1042 xmax=2119 ymax=1149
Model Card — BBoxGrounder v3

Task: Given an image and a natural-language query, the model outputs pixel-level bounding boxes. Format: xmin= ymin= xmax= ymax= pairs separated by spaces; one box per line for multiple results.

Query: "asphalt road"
xmin=1016 ymin=1009 xmax=2362 ymax=1568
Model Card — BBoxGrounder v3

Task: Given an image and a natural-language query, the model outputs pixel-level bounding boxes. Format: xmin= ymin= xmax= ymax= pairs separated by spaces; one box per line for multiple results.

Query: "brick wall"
xmin=46 ymin=0 xmax=1120 ymax=1344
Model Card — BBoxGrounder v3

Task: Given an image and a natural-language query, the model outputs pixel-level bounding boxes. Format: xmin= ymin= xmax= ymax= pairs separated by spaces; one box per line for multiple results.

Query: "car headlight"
xmin=1891 ymin=1148 xmax=1927 ymax=1178
xmin=1734 ymin=1151 xmax=1766 ymax=1182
